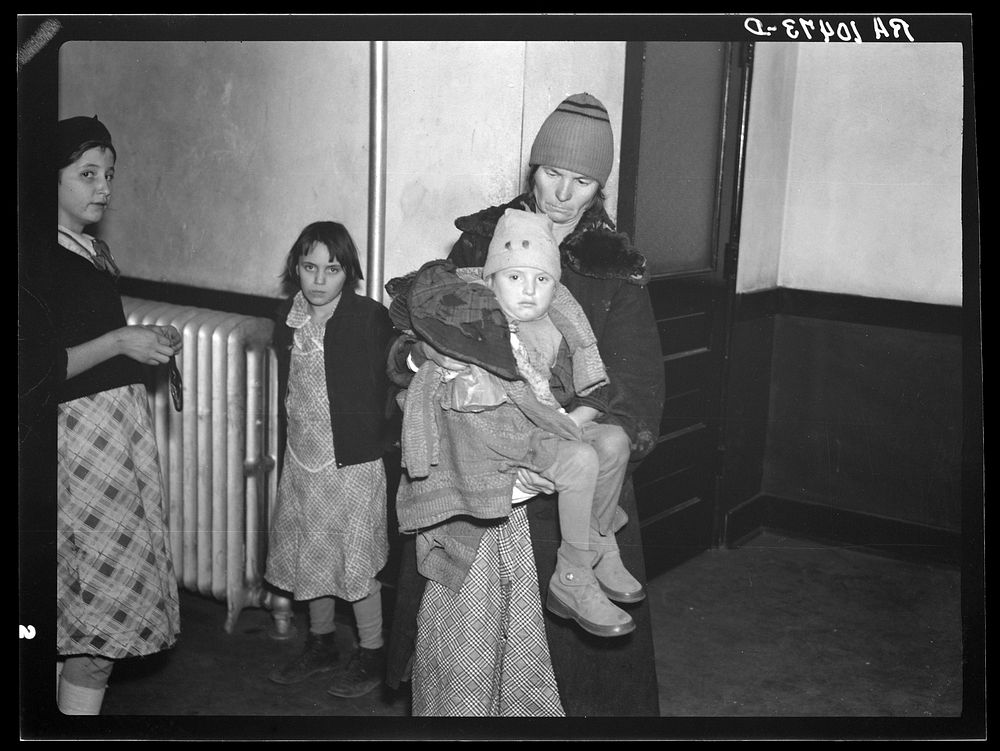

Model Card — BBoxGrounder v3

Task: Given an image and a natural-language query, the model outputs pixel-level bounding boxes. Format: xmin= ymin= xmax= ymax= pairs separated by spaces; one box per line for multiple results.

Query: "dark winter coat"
xmin=19 ymin=240 xmax=68 ymax=449
xmin=386 ymin=195 xmax=666 ymax=717
xmin=273 ymin=286 xmax=396 ymax=468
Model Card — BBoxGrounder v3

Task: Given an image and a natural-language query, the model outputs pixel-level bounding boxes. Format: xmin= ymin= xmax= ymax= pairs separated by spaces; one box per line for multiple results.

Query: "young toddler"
xmin=482 ymin=209 xmax=643 ymax=637
xmin=396 ymin=209 xmax=644 ymax=638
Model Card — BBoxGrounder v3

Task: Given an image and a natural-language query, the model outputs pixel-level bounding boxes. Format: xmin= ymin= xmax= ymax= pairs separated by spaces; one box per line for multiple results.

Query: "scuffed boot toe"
xmin=326 ymin=646 xmax=386 ymax=698
xmin=268 ymin=631 xmax=339 ymax=685
xmin=546 ymin=553 xmax=636 ymax=638
xmin=594 ymin=550 xmax=646 ymax=604
xmin=547 ymin=583 xmax=636 ymax=637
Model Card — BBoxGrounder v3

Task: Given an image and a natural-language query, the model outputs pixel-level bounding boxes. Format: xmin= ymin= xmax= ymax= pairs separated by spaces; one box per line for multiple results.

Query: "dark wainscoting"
xmin=720 ymin=288 xmax=967 ymax=564
xmin=736 ymin=287 xmax=963 ymax=334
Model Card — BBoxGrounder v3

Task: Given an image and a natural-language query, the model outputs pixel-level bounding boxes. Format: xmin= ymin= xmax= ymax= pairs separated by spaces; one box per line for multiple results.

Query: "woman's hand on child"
xmin=115 ymin=325 xmax=179 ymax=365
xmin=567 ymin=405 xmax=599 ymax=428
xmin=515 ymin=467 xmax=556 ymax=495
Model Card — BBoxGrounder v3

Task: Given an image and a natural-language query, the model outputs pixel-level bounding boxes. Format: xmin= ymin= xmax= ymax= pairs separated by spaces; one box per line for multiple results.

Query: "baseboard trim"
xmin=725 ymin=494 xmax=961 ymax=567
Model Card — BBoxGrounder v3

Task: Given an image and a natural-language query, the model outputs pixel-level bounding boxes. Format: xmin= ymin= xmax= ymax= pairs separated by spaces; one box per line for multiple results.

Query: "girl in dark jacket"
xmin=265 ymin=221 xmax=395 ymax=700
xmin=50 ymin=116 xmax=182 ymax=715
xmin=386 ymin=93 xmax=666 ymax=716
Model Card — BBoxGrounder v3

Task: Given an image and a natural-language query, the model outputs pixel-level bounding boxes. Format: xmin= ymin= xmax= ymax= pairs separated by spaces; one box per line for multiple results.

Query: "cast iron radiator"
xmin=122 ymin=296 xmax=294 ymax=636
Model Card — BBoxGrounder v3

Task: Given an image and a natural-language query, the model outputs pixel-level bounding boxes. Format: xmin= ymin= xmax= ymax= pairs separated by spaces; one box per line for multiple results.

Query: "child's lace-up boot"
xmin=268 ymin=631 xmax=339 ymax=684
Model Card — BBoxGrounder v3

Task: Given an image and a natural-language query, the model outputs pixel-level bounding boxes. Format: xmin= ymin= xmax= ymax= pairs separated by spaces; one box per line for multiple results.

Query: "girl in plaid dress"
xmin=50 ymin=117 xmax=182 ymax=715
xmin=265 ymin=222 xmax=396 ymax=699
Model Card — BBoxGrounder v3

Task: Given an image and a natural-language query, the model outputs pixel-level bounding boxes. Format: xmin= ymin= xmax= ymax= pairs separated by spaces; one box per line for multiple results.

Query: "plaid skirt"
xmin=57 ymin=384 xmax=180 ymax=659
xmin=412 ymin=504 xmax=565 ymax=717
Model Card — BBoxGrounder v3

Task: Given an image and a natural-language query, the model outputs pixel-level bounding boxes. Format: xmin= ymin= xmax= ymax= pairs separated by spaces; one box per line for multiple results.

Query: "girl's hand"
xmin=515 ymin=467 xmax=556 ymax=495
xmin=146 ymin=325 xmax=183 ymax=354
xmin=115 ymin=325 xmax=177 ymax=365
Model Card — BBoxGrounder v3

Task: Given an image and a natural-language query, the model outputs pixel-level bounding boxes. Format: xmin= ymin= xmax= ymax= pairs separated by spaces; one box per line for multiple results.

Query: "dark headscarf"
xmin=57 ymin=115 xmax=115 ymax=169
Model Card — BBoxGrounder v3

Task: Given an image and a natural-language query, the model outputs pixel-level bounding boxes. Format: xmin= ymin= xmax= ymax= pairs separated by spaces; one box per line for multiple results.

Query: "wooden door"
xmin=619 ymin=41 xmax=752 ymax=578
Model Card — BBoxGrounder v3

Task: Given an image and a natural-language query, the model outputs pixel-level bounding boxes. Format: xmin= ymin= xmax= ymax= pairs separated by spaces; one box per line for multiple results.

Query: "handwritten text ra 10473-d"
xmin=744 ymin=17 xmax=915 ymax=43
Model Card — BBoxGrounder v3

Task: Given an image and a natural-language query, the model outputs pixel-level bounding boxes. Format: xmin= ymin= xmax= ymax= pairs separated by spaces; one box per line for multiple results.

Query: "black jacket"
xmin=273 ymin=287 xmax=396 ymax=468
xmin=48 ymin=244 xmax=145 ymax=403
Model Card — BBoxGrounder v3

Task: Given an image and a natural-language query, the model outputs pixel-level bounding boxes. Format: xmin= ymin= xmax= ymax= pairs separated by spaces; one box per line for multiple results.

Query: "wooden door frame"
xmin=618 ymin=40 xmax=755 ymax=546
xmin=714 ymin=41 xmax=755 ymax=544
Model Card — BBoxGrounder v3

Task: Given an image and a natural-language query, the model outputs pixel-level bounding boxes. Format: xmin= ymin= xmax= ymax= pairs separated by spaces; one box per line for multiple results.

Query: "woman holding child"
xmin=385 ymin=93 xmax=665 ymax=716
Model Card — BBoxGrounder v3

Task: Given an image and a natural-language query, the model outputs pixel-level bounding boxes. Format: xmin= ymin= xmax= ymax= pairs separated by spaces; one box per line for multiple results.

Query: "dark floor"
xmin=38 ymin=531 xmax=976 ymax=739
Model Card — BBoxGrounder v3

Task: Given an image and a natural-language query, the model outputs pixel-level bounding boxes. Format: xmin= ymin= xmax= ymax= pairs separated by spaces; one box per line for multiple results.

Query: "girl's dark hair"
xmin=61 ymin=141 xmax=117 ymax=171
xmin=282 ymin=221 xmax=365 ymax=294
xmin=525 ymin=164 xmax=606 ymax=216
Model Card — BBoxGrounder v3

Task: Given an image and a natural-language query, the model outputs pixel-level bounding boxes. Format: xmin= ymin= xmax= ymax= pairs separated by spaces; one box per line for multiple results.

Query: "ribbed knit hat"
xmin=483 ymin=209 xmax=561 ymax=282
xmin=529 ymin=92 xmax=614 ymax=186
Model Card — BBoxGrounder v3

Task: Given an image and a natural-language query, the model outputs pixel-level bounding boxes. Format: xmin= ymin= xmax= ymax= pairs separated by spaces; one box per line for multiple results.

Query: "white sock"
xmin=56 ymin=661 xmax=64 ymax=702
xmin=57 ymin=679 xmax=107 ymax=715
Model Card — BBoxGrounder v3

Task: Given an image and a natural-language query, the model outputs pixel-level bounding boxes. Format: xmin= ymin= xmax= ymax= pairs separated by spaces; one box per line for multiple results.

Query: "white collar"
xmin=286 ymin=290 xmax=342 ymax=329
xmin=285 ymin=291 xmax=312 ymax=329
xmin=57 ymin=225 xmax=97 ymax=258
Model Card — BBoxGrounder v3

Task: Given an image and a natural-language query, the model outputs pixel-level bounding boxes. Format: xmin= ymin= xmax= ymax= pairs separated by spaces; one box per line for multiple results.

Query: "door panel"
xmin=632 ymin=43 xmax=730 ymax=276
xmin=620 ymin=41 xmax=751 ymax=578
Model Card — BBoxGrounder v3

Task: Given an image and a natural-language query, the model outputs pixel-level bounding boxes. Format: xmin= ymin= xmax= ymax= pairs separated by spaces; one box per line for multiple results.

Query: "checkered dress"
xmin=265 ymin=294 xmax=389 ymax=602
xmin=57 ymin=384 xmax=181 ymax=659
xmin=412 ymin=504 xmax=565 ymax=717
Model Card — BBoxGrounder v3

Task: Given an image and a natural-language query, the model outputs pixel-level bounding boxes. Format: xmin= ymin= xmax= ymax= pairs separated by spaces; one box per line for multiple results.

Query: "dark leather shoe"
xmin=326 ymin=646 xmax=386 ymax=698
xmin=268 ymin=631 xmax=339 ymax=684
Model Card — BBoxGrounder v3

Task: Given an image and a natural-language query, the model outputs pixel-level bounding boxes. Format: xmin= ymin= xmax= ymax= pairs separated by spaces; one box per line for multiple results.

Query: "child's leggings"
xmin=543 ymin=422 xmax=631 ymax=550
xmin=307 ymin=578 xmax=384 ymax=649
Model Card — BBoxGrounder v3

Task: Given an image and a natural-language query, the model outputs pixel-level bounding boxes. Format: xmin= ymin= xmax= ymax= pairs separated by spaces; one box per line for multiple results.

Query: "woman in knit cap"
xmin=43 ymin=116 xmax=182 ymax=714
xmin=386 ymin=93 xmax=664 ymax=716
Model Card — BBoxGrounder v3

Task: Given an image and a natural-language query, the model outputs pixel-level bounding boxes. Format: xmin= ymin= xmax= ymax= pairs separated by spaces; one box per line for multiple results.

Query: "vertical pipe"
xmin=366 ymin=41 xmax=387 ymax=302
